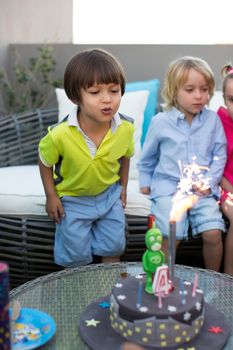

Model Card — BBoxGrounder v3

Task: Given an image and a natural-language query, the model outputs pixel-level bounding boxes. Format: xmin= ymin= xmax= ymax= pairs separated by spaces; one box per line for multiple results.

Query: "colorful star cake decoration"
xmin=208 ymin=326 xmax=223 ymax=334
xmin=98 ymin=301 xmax=110 ymax=309
xmin=85 ymin=318 xmax=100 ymax=327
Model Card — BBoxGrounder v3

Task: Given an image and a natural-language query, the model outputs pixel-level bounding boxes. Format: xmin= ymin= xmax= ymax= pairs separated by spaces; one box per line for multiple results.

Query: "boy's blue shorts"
xmin=54 ymin=183 xmax=125 ymax=267
xmin=151 ymin=195 xmax=225 ymax=240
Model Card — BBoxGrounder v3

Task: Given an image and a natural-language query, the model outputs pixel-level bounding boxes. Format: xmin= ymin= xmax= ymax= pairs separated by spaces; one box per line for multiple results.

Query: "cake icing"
xmin=110 ymin=274 xmax=204 ymax=348
xmin=79 ymin=215 xmax=230 ymax=349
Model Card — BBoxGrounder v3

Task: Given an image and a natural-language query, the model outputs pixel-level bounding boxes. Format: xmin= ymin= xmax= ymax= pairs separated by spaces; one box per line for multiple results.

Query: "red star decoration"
xmin=208 ymin=326 xmax=223 ymax=334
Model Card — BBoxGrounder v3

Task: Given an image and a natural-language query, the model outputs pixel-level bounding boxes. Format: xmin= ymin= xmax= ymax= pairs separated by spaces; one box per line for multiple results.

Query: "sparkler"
xmin=168 ymin=158 xmax=211 ymax=283
xmin=177 ymin=157 xmax=211 ymax=197
xmin=168 ymin=220 xmax=176 ymax=282
xmin=170 ymin=158 xmax=210 ymax=221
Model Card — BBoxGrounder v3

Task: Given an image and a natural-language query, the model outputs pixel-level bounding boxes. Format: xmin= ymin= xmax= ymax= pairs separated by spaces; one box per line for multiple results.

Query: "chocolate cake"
xmin=79 ymin=272 xmax=230 ymax=350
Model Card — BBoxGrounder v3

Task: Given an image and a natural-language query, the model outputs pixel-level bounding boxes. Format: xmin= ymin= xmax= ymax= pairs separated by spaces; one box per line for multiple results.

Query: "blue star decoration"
xmin=98 ymin=301 xmax=110 ymax=309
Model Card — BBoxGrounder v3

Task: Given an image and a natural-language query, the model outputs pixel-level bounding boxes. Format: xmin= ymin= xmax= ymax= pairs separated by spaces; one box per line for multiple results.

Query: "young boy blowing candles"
xmin=38 ymin=49 xmax=134 ymax=267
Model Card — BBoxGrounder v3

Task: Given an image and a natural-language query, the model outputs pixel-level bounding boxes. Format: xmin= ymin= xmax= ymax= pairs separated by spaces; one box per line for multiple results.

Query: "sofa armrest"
xmin=0 ymin=108 xmax=58 ymax=167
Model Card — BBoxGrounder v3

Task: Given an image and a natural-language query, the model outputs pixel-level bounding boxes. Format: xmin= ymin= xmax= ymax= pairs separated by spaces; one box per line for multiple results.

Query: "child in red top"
xmin=217 ymin=64 xmax=233 ymax=276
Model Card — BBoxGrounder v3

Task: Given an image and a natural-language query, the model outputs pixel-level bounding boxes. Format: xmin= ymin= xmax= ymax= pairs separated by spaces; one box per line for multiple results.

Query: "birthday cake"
xmin=79 ymin=270 xmax=231 ymax=350
xmin=110 ymin=274 xmax=204 ymax=348
xmin=79 ymin=217 xmax=230 ymax=349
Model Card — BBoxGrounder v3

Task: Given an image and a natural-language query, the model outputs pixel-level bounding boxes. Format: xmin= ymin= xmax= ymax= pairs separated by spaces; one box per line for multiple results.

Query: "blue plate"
xmin=11 ymin=308 xmax=56 ymax=350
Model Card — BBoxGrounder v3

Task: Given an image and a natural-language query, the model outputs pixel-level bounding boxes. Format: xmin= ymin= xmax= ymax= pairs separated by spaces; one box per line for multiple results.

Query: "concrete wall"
xmin=0 ymin=0 xmax=72 ymax=69
xmin=11 ymin=43 xmax=233 ymax=92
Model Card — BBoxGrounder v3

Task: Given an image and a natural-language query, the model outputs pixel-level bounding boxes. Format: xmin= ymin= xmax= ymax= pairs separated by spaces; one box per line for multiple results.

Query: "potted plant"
xmin=0 ymin=45 xmax=62 ymax=116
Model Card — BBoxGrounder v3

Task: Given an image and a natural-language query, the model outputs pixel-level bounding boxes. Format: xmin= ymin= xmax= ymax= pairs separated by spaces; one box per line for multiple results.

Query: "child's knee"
xmin=202 ymin=230 xmax=222 ymax=245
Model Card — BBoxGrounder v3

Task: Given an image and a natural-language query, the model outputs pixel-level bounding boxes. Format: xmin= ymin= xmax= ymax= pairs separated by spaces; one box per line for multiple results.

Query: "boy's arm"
xmin=205 ymin=118 xmax=227 ymax=192
xmin=38 ymin=158 xmax=64 ymax=223
xmin=119 ymin=156 xmax=130 ymax=208
xmin=221 ymin=176 xmax=233 ymax=194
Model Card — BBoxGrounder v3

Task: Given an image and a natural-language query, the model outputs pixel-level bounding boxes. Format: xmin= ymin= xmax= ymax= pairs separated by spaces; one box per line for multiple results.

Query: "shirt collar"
xmin=67 ymin=106 xmax=122 ymax=132
xmin=169 ymin=107 xmax=205 ymax=123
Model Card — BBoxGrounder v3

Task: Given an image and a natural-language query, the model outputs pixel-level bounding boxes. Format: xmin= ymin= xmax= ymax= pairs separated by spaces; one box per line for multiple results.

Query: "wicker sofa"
xmin=0 ymin=108 xmax=60 ymax=287
xmin=0 ymin=108 xmax=204 ymax=289
xmin=0 ymin=108 xmax=150 ymax=288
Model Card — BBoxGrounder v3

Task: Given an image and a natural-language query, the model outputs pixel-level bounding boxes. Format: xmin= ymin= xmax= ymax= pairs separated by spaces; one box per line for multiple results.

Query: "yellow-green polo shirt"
xmin=39 ymin=116 xmax=134 ymax=197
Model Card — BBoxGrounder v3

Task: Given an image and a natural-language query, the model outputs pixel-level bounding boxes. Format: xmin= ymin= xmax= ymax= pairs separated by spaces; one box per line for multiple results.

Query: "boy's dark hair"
xmin=64 ymin=48 xmax=126 ymax=103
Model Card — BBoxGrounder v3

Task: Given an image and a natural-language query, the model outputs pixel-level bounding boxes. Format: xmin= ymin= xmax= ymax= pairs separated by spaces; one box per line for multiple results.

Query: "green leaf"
xmin=0 ymin=44 xmax=62 ymax=115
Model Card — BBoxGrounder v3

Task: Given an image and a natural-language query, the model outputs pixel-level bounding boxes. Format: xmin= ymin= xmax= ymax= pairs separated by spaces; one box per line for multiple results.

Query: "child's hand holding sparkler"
xmin=170 ymin=159 xmax=211 ymax=222
xmin=178 ymin=159 xmax=211 ymax=198
xmin=192 ymin=180 xmax=211 ymax=196
xmin=192 ymin=184 xmax=211 ymax=196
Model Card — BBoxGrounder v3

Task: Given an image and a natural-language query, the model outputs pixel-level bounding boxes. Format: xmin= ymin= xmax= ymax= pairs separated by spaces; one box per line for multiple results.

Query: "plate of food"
xmin=11 ymin=308 xmax=56 ymax=350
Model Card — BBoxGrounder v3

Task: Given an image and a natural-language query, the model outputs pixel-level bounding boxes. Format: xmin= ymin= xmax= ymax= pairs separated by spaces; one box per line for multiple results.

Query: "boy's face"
xmin=175 ymin=68 xmax=210 ymax=121
xmin=78 ymin=83 xmax=122 ymax=124
xmin=224 ymin=79 xmax=233 ymax=120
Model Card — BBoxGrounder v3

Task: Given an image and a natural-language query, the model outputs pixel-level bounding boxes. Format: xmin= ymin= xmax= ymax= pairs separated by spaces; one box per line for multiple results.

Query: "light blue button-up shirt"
xmin=138 ymin=107 xmax=227 ymax=199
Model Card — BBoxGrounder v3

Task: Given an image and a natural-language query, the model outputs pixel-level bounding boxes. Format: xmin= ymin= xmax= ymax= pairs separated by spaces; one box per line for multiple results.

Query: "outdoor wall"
xmin=0 ymin=0 xmax=72 ymax=69
xmin=11 ymin=43 xmax=233 ymax=91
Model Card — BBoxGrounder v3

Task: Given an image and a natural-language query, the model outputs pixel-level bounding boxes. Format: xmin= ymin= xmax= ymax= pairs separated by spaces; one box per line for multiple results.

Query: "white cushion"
xmin=119 ymin=90 xmax=149 ymax=179
xmin=0 ymin=166 xmax=46 ymax=215
xmin=124 ymin=180 xmax=151 ymax=217
xmin=55 ymin=88 xmax=149 ymax=180
xmin=56 ymin=88 xmax=76 ymax=122
xmin=208 ymin=90 xmax=225 ymax=111
xmin=0 ymin=165 xmax=151 ymax=217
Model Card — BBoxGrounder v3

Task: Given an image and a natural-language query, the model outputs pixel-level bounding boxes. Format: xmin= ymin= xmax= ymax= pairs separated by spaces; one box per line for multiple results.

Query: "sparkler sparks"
xmin=168 ymin=158 xmax=212 ymax=281
xmin=177 ymin=157 xmax=211 ymax=198
xmin=170 ymin=158 xmax=211 ymax=221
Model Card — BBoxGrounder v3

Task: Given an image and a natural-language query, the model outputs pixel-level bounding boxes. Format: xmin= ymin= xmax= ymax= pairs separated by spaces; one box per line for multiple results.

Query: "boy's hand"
xmin=46 ymin=194 xmax=65 ymax=223
xmin=192 ymin=184 xmax=211 ymax=196
xmin=121 ymin=187 xmax=127 ymax=208
xmin=198 ymin=188 xmax=211 ymax=196
xmin=140 ymin=187 xmax=150 ymax=195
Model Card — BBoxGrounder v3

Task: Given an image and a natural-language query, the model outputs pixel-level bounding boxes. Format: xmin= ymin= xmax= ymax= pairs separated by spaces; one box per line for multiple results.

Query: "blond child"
xmin=138 ymin=56 xmax=227 ymax=271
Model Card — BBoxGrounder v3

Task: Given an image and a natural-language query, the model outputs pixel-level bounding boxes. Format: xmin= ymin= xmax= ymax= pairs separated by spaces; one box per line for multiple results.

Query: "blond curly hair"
xmin=162 ymin=56 xmax=215 ymax=110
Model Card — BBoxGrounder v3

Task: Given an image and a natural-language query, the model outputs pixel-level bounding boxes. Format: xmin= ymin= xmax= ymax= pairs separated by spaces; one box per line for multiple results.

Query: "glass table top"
xmin=10 ymin=262 xmax=233 ymax=350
